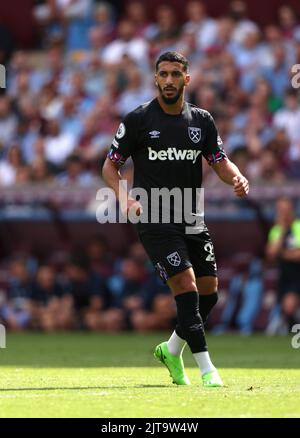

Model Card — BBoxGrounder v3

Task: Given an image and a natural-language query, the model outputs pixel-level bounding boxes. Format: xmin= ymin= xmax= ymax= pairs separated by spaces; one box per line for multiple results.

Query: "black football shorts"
xmin=138 ymin=224 xmax=217 ymax=283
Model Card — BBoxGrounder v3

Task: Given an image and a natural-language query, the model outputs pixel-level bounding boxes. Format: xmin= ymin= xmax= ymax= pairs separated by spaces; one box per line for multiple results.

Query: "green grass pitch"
xmin=0 ymin=332 xmax=299 ymax=418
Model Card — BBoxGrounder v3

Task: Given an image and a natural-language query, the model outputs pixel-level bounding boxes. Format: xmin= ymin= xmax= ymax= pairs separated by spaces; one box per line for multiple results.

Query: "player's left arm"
xmin=202 ymin=113 xmax=249 ymax=198
xmin=211 ymin=159 xmax=249 ymax=198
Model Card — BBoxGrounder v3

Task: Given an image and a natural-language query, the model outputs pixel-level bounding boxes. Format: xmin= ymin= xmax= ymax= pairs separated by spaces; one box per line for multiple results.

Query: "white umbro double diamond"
xmin=149 ymin=130 xmax=160 ymax=139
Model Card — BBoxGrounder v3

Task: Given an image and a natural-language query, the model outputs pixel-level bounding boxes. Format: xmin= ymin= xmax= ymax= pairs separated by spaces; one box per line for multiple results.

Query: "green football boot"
xmin=202 ymin=369 xmax=223 ymax=387
xmin=154 ymin=341 xmax=191 ymax=385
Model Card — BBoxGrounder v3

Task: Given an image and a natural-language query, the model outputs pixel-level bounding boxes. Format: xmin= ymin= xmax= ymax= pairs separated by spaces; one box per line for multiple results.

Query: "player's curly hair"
xmin=155 ymin=51 xmax=189 ymax=72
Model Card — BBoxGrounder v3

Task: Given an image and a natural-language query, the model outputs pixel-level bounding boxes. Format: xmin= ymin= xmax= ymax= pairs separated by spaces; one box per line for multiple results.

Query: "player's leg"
xmin=174 ymin=230 xmax=223 ymax=386
xmin=196 ymin=276 xmax=219 ymax=323
xmin=153 ymin=262 xmax=195 ymax=385
xmin=166 ymin=268 xmax=222 ymax=387
xmin=162 ymin=267 xmax=198 ymax=374
xmin=139 ymin=228 xmax=222 ymax=386
xmin=185 ymin=230 xmax=219 ymax=326
xmin=174 ymin=276 xmax=218 ymax=337
xmin=138 ymin=228 xmax=192 ymax=384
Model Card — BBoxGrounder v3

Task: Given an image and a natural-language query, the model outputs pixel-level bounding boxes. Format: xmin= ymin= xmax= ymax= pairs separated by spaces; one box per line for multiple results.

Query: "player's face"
xmin=155 ymin=61 xmax=190 ymax=104
xmin=276 ymin=199 xmax=294 ymax=223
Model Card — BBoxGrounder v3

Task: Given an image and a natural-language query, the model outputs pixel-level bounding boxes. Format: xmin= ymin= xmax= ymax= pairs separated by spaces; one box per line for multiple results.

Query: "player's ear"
xmin=155 ymin=74 xmax=158 ymax=87
xmin=185 ymin=74 xmax=191 ymax=86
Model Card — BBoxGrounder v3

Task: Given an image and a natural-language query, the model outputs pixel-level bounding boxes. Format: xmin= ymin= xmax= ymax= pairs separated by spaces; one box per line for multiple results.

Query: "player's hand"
xmin=121 ymin=197 xmax=143 ymax=219
xmin=232 ymin=175 xmax=249 ymax=198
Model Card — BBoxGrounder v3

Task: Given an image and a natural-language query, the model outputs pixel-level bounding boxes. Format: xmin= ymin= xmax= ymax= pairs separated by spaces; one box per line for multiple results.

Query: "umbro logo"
xmin=149 ymin=130 xmax=160 ymax=139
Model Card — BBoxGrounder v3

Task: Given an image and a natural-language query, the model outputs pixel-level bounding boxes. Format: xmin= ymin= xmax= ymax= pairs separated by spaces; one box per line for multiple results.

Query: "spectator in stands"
xmin=64 ymin=255 xmax=111 ymax=329
xmin=262 ymin=44 xmax=290 ymax=98
xmin=60 ymin=95 xmax=82 ymax=138
xmin=34 ymin=0 xmax=94 ymax=50
xmin=183 ymin=1 xmax=217 ymax=52
xmin=273 ymin=89 xmax=300 ymax=166
xmin=0 ymin=145 xmax=23 ymax=186
xmin=102 ymin=19 xmax=149 ymax=68
xmin=231 ymin=26 xmax=263 ymax=93
xmin=0 ymin=258 xmax=32 ymax=330
xmin=124 ymin=1 xmax=150 ymax=38
xmin=88 ymin=26 xmax=109 ymax=57
xmin=130 ymin=271 xmax=176 ymax=332
xmin=116 ymin=66 xmax=153 ymax=116
xmin=228 ymin=0 xmax=258 ymax=45
xmin=0 ymin=96 xmax=17 ymax=146
xmin=278 ymin=4 xmax=300 ymax=41
xmin=30 ymin=156 xmax=52 ymax=184
xmin=93 ymin=2 xmax=115 ymax=39
xmin=75 ymin=111 xmax=108 ymax=164
xmin=56 ymin=154 xmax=96 ymax=186
xmin=109 ymin=257 xmax=146 ymax=311
xmin=266 ymin=198 xmax=300 ymax=332
xmin=127 ymin=241 xmax=152 ymax=272
xmin=30 ymin=265 xmax=73 ymax=331
xmin=39 ymin=81 xmax=63 ymax=121
xmin=43 ymin=118 xmax=77 ymax=169
xmin=256 ymin=149 xmax=286 ymax=183
xmin=85 ymin=235 xmax=113 ymax=279
xmin=148 ymin=4 xmax=181 ymax=57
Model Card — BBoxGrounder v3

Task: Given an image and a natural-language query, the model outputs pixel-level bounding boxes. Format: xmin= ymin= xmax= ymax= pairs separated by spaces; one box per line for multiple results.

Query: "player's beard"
xmin=158 ymin=83 xmax=185 ymax=105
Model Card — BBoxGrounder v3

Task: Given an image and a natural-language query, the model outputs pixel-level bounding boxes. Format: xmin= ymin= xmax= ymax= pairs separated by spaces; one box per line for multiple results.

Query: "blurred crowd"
xmin=0 ymin=237 xmax=177 ymax=332
xmin=0 ymin=0 xmax=300 ymax=186
xmin=0 ymin=200 xmax=299 ymax=335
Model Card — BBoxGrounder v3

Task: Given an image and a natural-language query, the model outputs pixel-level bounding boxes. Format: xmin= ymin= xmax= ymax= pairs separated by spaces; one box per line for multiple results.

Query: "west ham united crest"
xmin=167 ymin=251 xmax=181 ymax=267
xmin=188 ymin=127 xmax=201 ymax=143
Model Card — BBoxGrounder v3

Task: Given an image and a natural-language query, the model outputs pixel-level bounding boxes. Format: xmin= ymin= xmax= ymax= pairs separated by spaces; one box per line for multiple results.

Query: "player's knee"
xmin=282 ymin=293 xmax=299 ymax=315
xmin=168 ymin=272 xmax=197 ymax=295
xmin=196 ymin=276 xmax=218 ymax=295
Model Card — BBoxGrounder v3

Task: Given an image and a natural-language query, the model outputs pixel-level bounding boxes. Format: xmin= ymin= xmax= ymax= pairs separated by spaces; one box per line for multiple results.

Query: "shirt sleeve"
xmin=202 ymin=113 xmax=228 ymax=166
xmin=107 ymin=112 xmax=138 ymax=166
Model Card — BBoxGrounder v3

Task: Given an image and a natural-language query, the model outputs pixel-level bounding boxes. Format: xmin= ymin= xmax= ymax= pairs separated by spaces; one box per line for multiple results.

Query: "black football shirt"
xmin=107 ymin=98 xmax=227 ymax=228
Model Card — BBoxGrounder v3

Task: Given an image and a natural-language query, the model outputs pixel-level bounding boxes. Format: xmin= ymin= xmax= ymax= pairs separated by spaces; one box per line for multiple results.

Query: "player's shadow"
xmin=0 ymin=385 xmax=169 ymax=392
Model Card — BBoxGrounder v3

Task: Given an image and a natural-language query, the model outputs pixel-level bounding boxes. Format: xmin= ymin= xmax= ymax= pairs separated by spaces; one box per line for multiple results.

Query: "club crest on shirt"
xmin=188 ymin=127 xmax=201 ymax=143
xmin=116 ymin=122 xmax=126 ymax=139
xmin=166 ymin=251 xmax=181 ymax=267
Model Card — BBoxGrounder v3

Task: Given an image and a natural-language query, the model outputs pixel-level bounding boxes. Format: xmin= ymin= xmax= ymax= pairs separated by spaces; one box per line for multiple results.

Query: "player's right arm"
xmin=102 ymin=115 xmax=142 ymax=218
xmin=202 ymin=113 xmax=249 ymax=198
xmin=102 ymin=158 xmax=142 ymax=217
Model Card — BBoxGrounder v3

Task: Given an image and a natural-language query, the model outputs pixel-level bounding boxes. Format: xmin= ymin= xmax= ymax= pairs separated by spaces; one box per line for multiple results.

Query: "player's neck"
xmin=157 ymin=94 xmax=185 ymax=115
